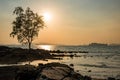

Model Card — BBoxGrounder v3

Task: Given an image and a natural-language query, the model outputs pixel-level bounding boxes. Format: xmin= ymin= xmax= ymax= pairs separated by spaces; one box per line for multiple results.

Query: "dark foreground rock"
xmin=0 ymin=63 xmax=92 ymax=80
xmin=14 ymin=63 xmax=91 ymax=80
xmin=37 ymin=63 xmax=84 ymax=80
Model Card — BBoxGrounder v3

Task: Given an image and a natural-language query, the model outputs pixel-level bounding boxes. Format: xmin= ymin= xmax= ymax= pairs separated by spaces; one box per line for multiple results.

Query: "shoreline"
xmin=0 ymin=62 xmax=91 ymax=80
xmin=0 ymin=62 xmax=109 ymax=80
xmin=0 ymin=63 xmax=116 ymax=80
xmin=0 ymin=46 xmax=119 ymax=80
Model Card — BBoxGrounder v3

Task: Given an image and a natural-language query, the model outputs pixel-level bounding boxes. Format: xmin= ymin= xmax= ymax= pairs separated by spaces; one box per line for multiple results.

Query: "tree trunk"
xmin=28 ymin=42 xmax=31 ymax=53
xmin=28 ymin=41 xmax=31 ymax=65
xmin=29 ymin=42 xmax=31 ymax=50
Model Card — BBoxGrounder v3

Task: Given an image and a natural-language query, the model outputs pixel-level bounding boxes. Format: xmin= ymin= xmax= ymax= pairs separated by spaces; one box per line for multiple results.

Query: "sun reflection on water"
xmin=38 ymin=45 xmax=54 ymax=50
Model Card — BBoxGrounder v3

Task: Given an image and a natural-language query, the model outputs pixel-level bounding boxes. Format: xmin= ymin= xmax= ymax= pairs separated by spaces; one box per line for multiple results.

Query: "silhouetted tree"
xmin=10 ymin=7 xmax=45 ymax=51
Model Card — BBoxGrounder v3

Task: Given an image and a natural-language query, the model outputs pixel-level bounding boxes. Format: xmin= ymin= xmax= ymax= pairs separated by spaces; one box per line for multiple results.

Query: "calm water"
xmin=5 ymin=45 xmax=120 ymax=79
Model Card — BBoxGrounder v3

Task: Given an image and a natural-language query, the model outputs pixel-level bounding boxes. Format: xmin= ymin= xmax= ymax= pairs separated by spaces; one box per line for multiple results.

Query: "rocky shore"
xmin=0 ymin=46 xmax=91 ymax=80
xmin=0 ymin=46 xmax=119 ymax=80
xmin=0 ymin=62 xmax=92 ymax=80
xmin=0 ymin=46 xmax=53 ymax=64
xmin=0 ymin=46 xmax=77 ymax=64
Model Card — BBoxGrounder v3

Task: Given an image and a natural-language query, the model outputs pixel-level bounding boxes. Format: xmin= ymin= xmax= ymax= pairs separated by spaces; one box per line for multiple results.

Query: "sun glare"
xmin=43 ymin=12 xmax=52 ymax=22
xmin=39 ymin=45 xmax=52 ymax=50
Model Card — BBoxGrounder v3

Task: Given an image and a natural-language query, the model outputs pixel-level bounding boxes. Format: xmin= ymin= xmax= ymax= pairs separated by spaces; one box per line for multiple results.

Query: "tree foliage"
xmin=10 ymin=7 xmax=45 ymax=49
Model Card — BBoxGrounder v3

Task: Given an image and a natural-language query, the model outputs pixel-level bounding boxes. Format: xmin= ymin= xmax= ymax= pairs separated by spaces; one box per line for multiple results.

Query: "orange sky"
xmin=0 ymin=0 xmax=120 ymax=45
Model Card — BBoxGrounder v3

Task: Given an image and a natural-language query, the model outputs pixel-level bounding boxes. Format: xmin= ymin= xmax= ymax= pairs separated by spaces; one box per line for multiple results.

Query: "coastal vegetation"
xmin=10 ymin=7 xmax=45 ymax=51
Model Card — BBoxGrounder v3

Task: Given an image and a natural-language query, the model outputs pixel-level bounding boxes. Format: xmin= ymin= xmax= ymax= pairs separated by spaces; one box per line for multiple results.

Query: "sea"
xmin=2 ymin=44 xmax=120 ymax=79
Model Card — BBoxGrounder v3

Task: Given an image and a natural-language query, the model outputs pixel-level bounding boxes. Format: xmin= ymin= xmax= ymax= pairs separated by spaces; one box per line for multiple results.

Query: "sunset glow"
xmin=0 ymin=0 xmax=120 ymax=45
xmin=43 ymin=12 xmax=52 ymax=22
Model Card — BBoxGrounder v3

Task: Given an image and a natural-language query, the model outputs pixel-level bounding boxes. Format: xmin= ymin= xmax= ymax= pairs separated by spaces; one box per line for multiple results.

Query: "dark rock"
xmin=15 ymin=63 xmax=90 ymax=80
xmin=15 ymin=65 xmax=37 ymax=80
xmin=70 ymin=64 xmax=74 ymax=67
xmin=83 ymin=76 xmax=92 ymax=80
xmin=88 ymin=70 xmax=91 ymax=72
xmin=108 ymin=77 xmax=116 ymax=80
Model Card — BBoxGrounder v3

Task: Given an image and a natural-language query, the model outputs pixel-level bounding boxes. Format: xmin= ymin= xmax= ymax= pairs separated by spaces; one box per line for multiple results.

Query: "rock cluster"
xmin=15 ymin=63 xmax=91 ymax=80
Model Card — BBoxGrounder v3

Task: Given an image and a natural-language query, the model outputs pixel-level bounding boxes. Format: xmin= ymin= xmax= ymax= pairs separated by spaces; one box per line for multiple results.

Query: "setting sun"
xmin=43 ymin=12 xmax=52 ymax=22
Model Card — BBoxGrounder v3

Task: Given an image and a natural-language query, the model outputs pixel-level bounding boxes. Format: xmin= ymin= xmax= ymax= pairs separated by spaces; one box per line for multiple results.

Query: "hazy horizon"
xmin=0 ymin=0 xmax=120 ymax=45
xmin=0 ymin=42 xmax=120 ymax=46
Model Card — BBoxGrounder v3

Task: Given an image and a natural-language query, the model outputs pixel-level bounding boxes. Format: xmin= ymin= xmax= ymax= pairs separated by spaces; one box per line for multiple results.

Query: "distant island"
xmin=88 ymin=43 xmax=120 ymax=47
xmin=88 ymin=43 xmax=108 ymax=47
